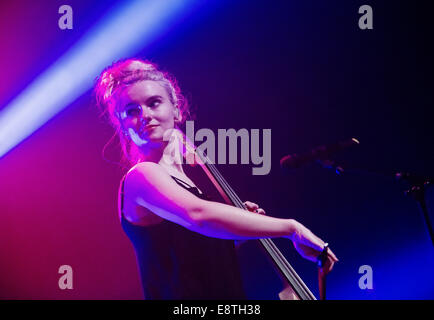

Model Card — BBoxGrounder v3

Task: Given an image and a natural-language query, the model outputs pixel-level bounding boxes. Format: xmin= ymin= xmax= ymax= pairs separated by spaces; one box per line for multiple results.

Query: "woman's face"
xmin=116 ymin=80 xmax=180 ymax=147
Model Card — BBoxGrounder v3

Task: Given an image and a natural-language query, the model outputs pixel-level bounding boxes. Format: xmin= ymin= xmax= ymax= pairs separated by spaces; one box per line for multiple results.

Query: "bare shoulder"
xmin=121 ymin=161 xmax=207 ymax=228
xmin=124 ymin=161 xmax=170 ymax=193
xmin=119 ymin=162 xmax=166 ymax=226
xmin=127 ymin=161 xmax=166 ymax=181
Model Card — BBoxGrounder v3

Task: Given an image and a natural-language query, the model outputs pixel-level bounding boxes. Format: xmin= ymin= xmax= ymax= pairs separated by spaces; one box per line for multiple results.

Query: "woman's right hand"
xmin=288 ymin=219 xmax=339 ymax=274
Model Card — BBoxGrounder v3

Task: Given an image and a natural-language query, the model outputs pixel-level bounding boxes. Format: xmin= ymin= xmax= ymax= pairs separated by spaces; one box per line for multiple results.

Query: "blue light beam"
xmin=0 ymin=0 xmax=196 ymax=158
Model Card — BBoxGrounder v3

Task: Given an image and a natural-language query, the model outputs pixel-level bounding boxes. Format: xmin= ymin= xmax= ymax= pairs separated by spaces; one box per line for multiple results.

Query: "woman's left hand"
xmin=243 ymin=201 xmax=266 ymax=215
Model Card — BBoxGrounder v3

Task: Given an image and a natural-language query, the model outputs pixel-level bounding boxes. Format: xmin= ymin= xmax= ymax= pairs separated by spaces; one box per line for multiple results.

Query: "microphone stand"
xmin=316 ymin=159 xmax=434 ymax=247
xmin=281 ymin=144 xmax=434 ymax=299
xmin=396 ymin=173 xmax=434 ymax=247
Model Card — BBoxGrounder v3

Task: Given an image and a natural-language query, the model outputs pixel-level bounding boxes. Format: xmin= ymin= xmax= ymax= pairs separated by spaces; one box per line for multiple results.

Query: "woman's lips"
xmin=140 ymin=125 xmax=158 ymax=134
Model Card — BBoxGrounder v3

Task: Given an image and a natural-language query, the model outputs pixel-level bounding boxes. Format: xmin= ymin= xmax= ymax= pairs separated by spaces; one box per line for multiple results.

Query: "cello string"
xmin=262 ymin=238 xmax=315 ymax=299
xmin=192 ymin=143 xmax=315 ymax=299
xmin=198 ymin=150 xmax=314 ymax=298
xmin=208 ymin=163 xmax=244 ymax=207
xmin=205 ymin=152 xmax=315 ymax=298
xmin=181 ymin=137 xmax=243 ymax=207
xmin=198 ymin=149 xmax=245 ymax=208
xmin=260 ymin=238 xmax=313 ymax=300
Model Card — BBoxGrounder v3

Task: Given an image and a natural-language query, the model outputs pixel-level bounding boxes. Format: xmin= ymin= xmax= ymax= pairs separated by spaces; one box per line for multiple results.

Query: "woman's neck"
xmin=138 ymin=129 xmax=186 ymax=176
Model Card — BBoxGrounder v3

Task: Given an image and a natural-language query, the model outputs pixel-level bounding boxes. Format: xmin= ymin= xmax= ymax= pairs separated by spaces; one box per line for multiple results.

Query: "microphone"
xmin=280 ymin=138 xmax=360 ymax=169
xmin=395 ymin=172 xmax=433 ymax=186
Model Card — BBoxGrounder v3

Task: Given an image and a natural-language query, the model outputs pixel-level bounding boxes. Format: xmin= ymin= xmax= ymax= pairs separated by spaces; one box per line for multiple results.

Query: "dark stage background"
xmin=0 ymin=0 xmax=433 ymax=299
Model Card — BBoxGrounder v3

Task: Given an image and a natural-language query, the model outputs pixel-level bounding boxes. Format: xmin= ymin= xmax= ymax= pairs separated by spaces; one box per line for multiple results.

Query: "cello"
xmin=180 ymin=133 xmax=324 ymax=300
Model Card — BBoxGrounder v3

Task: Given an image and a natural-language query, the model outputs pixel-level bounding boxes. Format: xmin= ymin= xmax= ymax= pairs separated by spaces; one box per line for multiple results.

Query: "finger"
xmin=256 ymin=208 xmax=266 ymax=215
xmin=320 ymin=257 xmax=334 ymax=275
xmin=309 ymin=235 xmax=325 ymax=252
xmin=325 ymin=257 xmax=335 ymax=274
xmin=243 ymin=201 xmax=259 ymax=211
xmin=306 ymin=230 xmax=325 ymax=252
xmin=328 ymin=249 xmax=339 ymax=262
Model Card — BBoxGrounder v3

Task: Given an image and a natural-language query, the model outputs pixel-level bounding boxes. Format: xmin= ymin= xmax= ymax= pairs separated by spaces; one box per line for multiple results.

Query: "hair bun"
xmin=126 ymin=60 xmax=156 ymax=72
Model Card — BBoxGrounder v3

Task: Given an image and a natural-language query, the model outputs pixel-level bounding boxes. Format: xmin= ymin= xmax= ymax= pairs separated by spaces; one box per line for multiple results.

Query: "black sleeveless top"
xmin=119 ymin=174 xmax=246 ymax=300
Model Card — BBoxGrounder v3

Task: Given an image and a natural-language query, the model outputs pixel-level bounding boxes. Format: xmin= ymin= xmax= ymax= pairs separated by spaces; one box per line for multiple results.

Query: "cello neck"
xmin=181 ymin=135 xmax=316 ymax=300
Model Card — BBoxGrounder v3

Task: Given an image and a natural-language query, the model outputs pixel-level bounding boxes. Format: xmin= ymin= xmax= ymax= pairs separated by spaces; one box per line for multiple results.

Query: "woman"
xmin=94 ymin=58 xmax=338 ymax=299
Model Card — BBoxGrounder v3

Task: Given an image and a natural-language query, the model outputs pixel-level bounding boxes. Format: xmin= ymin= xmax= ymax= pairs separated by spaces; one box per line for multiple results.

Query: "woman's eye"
xmin=149 ymin=99 xmax=161 ymax=108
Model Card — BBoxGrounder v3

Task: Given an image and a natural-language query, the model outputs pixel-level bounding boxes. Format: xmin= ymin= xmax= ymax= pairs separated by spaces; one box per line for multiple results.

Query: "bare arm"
xmin=126 ymin=162 xmax=295 ymax=240
xmin=126 ymin=162 xmax=339 ymax=270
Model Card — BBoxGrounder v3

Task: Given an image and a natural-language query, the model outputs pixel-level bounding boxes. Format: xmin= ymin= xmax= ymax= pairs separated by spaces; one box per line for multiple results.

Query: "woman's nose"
xmin=140 ymin=106 xmax=153 ymax=121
